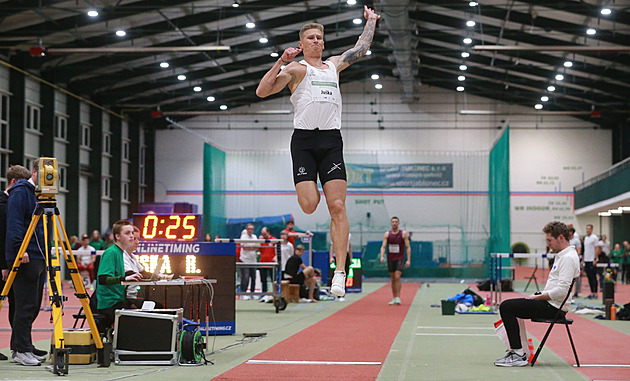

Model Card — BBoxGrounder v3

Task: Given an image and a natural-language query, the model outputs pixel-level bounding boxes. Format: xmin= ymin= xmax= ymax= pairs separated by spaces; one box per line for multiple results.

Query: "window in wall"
xmin=122 ymin=140 xmax=129 ymax=161
xmin=24 ymin=104 xmax=40 ymax=131
xmin=54 ymin=115 xmax=67 ymax=140
xmin=58 ymin=166 xmax=67 ymax=190
xmin=122 ymin=181 xmax=129 ymax=202
xmin=0 ymin=93 xmax=8 ymax=122
xmin=81 ymin=124 xmax=91 ymax=147
xmin=139 ymin=146 xmax=146 ymax=185
xmin=139 ymin=187 xmax=146 ymax=203
xmin=0 ymin=152 xmax=8 ymax=190
xmin=103 ymin=133 xmax=111 ymax=154
xmin=103 ymin=177 xmax=111 ymax=198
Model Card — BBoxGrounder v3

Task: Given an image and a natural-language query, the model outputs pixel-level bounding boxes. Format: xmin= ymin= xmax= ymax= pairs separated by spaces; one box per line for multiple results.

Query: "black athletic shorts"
xmin=290 ymin=129 xmax=346 ymax=185
xmin=289 ymin=272 xmax=305 ymax=285
xmin=388 ymin=260 xmax=405 ymax=273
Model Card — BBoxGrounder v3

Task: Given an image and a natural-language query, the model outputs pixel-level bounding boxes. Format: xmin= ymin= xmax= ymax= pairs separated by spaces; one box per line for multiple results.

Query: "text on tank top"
xmin=387 ymin=230 xmax=405 ymax=261
xmin=289 ymin=60 xmax=342 ymax=130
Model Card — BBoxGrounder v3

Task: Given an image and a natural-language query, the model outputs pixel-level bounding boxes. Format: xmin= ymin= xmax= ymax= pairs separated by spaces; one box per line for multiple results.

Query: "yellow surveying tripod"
xmin=0 ymin=158 xmax=104 ymax=375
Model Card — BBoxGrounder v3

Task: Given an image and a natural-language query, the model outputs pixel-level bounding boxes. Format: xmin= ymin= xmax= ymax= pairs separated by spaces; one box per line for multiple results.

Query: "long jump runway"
xmin=212 ymin=283 xmax=420 ymax=381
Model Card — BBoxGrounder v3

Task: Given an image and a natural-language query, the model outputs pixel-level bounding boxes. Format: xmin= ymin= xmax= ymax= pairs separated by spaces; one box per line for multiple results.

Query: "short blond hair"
xmin=299 ymin=23 xmax=324 ymax=40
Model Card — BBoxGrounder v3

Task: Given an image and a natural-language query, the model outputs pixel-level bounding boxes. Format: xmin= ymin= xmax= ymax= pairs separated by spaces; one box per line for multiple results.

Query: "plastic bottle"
xmin=486 ymin=294 xmax=491 ymax=306
xmin=611 ymin=305 xmax=617 ymax=320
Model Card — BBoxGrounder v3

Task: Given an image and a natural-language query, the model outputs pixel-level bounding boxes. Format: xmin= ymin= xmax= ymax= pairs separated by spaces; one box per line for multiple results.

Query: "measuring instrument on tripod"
xmin=0 ymin=157 xmax=106 ymax=375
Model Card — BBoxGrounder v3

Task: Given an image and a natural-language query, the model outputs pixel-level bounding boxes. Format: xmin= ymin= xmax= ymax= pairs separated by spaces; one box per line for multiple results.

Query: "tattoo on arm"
xmin=341 ymin=19 xmax=376 ymax=65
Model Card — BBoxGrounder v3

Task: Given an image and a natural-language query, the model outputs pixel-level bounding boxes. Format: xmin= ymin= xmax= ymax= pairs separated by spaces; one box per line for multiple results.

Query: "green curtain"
xmin=488 ymin=127 xmax=510 ymax=268
xmin=203 ymin=143 xmax=226 ymax=238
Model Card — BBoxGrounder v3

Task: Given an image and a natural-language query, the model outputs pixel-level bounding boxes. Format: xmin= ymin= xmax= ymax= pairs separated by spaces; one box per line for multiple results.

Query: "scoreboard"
xmin=132 ymin=214 xmax=236 ymax=334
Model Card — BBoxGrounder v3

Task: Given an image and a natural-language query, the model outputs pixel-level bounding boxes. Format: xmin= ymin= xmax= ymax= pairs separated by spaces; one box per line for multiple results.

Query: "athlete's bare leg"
xmin=323 ymin=179 xmax=349 ymax=272
xmin=295 ymin=181 xmax=320 ymax=214
xmin=393 ymin=271 xmax=402 ymax=298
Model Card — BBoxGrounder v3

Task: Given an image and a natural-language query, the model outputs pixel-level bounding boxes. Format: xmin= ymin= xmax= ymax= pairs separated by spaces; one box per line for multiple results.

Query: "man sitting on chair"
xmin=494 ymin=221 xmax=579 ymax=367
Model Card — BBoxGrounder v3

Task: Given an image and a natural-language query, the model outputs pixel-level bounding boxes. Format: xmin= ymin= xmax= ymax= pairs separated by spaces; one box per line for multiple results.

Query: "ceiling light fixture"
xmin=353 ymin=18 xmax=362 ymax=25
xmin=259 ymin=37 xmax=268 ymax=43
xmin=458 ymin=75 xmax=465 ymax=81
xmin=177 ymin=75 xmax=186 ymax=81
xmin=456 ymin=86 xmax=465 ymax=92
xmin=207 ymin=96 xmax=215 ymax=102
xmin=564 ymin=61 xmax=573 ymax=68
xmin=621 ymin=207 xmax=630 ymax=212
xmin=270 ymin=52 xmax=279 ymax=58
xmin=547 ymin=85 xmax=556 ymax=92
xmin=87 ymin=10 xmax=99 ymax=17
xmin=220 ymin=105 xmax=228 ymax=110
xmin=534 ymin=104 xmax=543 ymax=110
xmin=371 ymin=74 xmax=379 ymax=80
xmin=601 ymin=8 xmax=611 ymax=15
xmin=586 ymin=28 xmax=596 ymax=35
xmin=461 ymin=52 xmax=470 ymax=58
xmin=463 ymin=37 xmax=472 ymax=44
xmin=459 ymin=64 xmax=468 ymax=70
xmin=555 ymin=74 xmax=564 ymax=81
xmin=375 ymin=83 xmax=383 ymax=89
xmin=347 ymin=0 xmax=357 ymax=4
xmin=246 ymin=22 xmax=255 ymax=29
xmin=160 ymin=62 xmax=169 ymax=68
xmin=366 ymin=50 xmax=372 ymax=55
xmin=232 ymin=1 xmax=239 ymax=7
xmin=598 ymin=212 xmax=612 ymax=216
xmin=610 ymin=209 xmax=623 ymax=214
xmin=469 ymin=1 xmax=478 ymax=6
xmin=116 ymin=30 xmax=126 ymax=37
xmin=193 ymin=86 xmax=202 ymax=92
xmin=541 ymin=96 xmax=549 ymax=102
xmin=466 ymin=20 xmax=476 ymax=27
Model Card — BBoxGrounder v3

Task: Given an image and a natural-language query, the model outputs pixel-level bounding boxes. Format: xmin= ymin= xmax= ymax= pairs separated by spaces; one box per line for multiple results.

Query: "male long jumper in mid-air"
xmin=256 ymin=6 xmax=380 ymax=296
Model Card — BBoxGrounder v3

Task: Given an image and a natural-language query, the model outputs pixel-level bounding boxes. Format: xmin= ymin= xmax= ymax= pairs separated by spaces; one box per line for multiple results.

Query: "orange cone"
xmin=528 ymin=338 xmax=536 ymax=363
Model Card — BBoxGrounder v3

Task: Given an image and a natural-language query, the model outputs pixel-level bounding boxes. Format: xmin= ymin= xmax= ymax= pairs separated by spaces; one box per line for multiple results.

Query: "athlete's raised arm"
xmin=330 ymin=6 xmax=380 ymax=73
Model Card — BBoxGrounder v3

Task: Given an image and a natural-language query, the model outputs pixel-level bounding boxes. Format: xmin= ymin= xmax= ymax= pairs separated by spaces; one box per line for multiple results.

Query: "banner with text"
xmin=346 ymin=163 xmax=453 ymax=188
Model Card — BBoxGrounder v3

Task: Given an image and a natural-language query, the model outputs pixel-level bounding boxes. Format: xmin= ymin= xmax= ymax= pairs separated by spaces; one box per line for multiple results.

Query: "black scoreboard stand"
xmin=134 ymin=241 xmax=237 ymax=335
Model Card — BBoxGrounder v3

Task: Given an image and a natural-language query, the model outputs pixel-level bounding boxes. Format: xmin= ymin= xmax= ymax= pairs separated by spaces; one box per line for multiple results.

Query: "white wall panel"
xmin=0 ymin=65 xmax=9 ymax=90
xmin=24 ymin=78 xmax=40 ymax=103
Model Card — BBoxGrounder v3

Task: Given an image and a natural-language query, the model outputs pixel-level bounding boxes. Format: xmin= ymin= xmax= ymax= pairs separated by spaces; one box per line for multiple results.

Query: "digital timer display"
xmin=133 ymin=214 xmax=200 ymax=241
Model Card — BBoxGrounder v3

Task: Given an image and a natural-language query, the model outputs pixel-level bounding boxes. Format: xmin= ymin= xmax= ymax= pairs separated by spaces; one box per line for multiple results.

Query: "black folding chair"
xmin=530 ymin=278 xmax=579 ymax=367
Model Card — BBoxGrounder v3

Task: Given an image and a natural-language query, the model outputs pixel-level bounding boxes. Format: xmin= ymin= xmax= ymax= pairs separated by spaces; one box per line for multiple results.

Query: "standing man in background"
xmin=568 ymin=227 xmax=582 ymax=297
xmin=0 ymin=165 xmax=32 ymax=361
xmin=583 ymin=224 xmax=599 ymax=299
xmin=258 ymin=227 xmax=276 ymax=294
xmin=256 ymin=5 xmax=380 ymax=297
xmin=380 ymin=217 xmax=411 ymax=305
xmin=239 ymin=223 xmax=257 ymax=299
xmin=5 ymin=162 xmax=48 ymax=365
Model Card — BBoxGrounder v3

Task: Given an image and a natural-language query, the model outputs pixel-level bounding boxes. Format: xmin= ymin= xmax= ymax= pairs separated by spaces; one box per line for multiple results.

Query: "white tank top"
xmin=290 ymin=60 xmax=342 ymax=130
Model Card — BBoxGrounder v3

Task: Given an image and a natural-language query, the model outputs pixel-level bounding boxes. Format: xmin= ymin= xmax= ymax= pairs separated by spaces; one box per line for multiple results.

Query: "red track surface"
xmin=212 ymin=283 xmax=419 ymax=381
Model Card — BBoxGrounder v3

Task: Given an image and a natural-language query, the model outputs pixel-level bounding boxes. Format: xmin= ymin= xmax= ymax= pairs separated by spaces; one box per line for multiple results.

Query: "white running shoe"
xmin=29 ymin=352 xmax=46 ymax=363
xmin=388 ymin=298 xmax=397 ymax=305
xmin=14 ymin=352 xmax=40 ymax=366
xmin=337 ymin=297 xmax=346 ymax=302
xmin=330 ymin=271 xmax=346 ymax=297
xmin=494 ymin=350 xmax=528 ymax=367
xmin=394 ymin=297 xmax=402 ymax=305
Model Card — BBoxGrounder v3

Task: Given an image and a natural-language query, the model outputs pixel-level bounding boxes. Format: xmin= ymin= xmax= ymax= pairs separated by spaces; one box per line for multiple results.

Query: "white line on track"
xmin=575 ymin=364 xmax=630 ymax=368
xmin=416 ymin=326 xmax=492 ymax=330
xmin=415 ymin=333 xmax=496 ymax=337
xmin=246 ymin=360 xmax=381 ymax=365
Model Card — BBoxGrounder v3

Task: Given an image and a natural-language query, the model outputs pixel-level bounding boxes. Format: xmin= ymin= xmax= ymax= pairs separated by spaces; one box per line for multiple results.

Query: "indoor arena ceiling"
xmin=1 ymin=0 xmax=629 ymax=125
